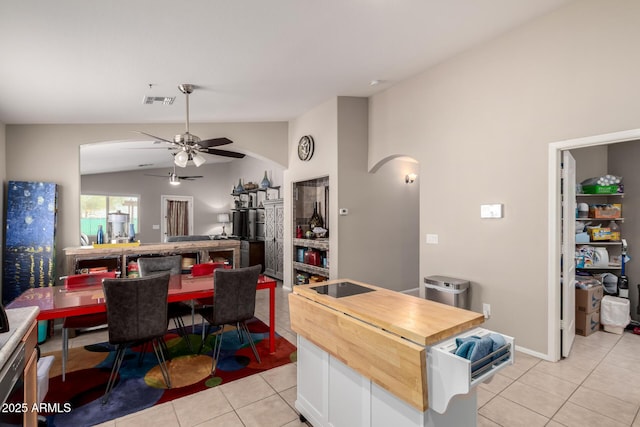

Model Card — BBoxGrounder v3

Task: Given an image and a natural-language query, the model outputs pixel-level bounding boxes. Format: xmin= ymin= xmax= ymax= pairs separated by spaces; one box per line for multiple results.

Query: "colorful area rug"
xmin=41 ymin=318 xmax=296 ymax=426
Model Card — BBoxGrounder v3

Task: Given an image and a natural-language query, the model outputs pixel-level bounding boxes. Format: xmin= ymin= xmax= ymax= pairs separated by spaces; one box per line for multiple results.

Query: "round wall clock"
xmin=297 ymin=135 xmax=314 ymax=161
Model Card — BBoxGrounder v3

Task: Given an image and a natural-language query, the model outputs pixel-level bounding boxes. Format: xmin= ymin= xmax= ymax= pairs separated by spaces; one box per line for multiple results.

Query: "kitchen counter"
xmin=292 ymin=279 xmax=483 ymax=346
xmin=289 ymin=279 xmax=512 ymax=427
xmin=0 ymin=306 xmax=39 ymax=369
xmin=0 ymin=306 xmax=39 ymax=425
xmin=63 ymin=239 xmax=241 ymax=275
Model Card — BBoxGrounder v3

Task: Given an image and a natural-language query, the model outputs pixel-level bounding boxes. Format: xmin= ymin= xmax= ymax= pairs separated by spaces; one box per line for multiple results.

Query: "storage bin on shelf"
xmin=589 ymin=204 xmax=621 ymax=219
xmin=581 ymin=184 xmax=621 ymax=194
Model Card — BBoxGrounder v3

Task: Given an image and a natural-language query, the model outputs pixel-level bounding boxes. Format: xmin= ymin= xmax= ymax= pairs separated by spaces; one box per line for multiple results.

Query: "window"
xmin=81 ymin=195 xmax=139 ymax=242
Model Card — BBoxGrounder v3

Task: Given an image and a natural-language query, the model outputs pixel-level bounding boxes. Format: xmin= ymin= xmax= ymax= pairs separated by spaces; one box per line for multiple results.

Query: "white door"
xmin=561 ymin=151 xmax=576 ymax=357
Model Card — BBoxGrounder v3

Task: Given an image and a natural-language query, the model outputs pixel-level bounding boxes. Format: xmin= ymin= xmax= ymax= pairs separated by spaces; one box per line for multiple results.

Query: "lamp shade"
xmin=217 ymin=213 xmax=230 ymax=223
xmin=174 ymin=151 xmax=189 ymax=167
xmin=192 ymin=152 xmax=206 ymax=167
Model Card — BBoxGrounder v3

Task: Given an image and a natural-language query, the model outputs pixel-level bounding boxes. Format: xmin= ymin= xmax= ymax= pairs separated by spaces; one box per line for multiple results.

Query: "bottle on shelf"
xmin=260 ymin=170 xmax=271 ymax=189
xmin=96 ymin=225 xmax=104 ymax=244
xmin=309 ymin=202 xmax=324 ymax=230
xmin=296 ymin=225 xmax=303 ymax=239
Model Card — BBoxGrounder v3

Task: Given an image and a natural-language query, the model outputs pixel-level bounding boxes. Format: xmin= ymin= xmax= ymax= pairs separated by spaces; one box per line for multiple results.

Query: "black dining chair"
xmin=197 ymin=264 xmax=262 ymax=375
xmin=101 ymin=272 xmax=172 ymax=404
xmin=137 ymin=255 xmax=194 ymax=350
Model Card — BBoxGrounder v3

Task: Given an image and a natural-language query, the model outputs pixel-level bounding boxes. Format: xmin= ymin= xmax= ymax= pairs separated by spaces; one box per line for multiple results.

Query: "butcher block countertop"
xmin=292 ymin=279 xmax=484 ymax=346
xmin=289 ymin=279 xmax=485 ymax=411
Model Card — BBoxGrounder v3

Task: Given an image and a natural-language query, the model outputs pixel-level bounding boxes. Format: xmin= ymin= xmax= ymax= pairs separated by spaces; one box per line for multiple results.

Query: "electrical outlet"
xmin=483 ymin=303 xmax=491 ymax=319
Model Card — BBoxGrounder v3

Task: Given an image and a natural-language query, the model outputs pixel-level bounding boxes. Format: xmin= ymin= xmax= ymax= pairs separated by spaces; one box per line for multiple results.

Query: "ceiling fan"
xmin=135 ymin=84 xmax=245 ymax=167
xmin=145 ymin=165 xmax=202 ymax=185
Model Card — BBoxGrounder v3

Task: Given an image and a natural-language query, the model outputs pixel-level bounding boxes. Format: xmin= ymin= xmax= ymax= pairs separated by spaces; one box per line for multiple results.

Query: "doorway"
xmin=548 ymin=128 xmax=640 ymax=361
xmin=160 ymin=195 xmax=194 ymax=241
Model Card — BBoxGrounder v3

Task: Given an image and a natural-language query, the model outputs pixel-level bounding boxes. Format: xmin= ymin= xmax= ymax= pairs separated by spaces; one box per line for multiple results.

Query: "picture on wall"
xmin=3 ymin=181 xmax=58 ymax=304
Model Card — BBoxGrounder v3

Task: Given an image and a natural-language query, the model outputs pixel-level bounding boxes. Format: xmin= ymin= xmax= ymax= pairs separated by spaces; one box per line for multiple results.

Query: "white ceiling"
xmin=0 ymin=0 xmax=571 ymax=172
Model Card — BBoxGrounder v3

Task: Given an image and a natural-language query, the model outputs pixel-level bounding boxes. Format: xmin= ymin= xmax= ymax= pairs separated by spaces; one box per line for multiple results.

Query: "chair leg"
xmin=190 ymin=300 xmax=195 ymax=334
xmin=152 ymin=338 xmax=172 ymax=389
xmin=240 ymin=321 xmax=261 ymax=364
xmin=236 ymin=322 xmax=244 ymax=343
xmin=198 ymin=319 xmax=212 ymax=354
xmin=159 ymin=338 xmax=171 ymax=360
xmin=173 ymin=316 xmax=193 ymax=352
xmin=102 ymin=345 xmax=126 ymax=405
xmin=62 ymin=328 xmax=69 ymax=382
xmin=211 ymin=327 xmax=224 ymax=376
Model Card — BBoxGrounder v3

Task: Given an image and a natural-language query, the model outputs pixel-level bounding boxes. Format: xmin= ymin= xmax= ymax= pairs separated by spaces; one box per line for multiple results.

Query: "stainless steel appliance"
xmin=424 ymin=275 xmax=470 ymax=309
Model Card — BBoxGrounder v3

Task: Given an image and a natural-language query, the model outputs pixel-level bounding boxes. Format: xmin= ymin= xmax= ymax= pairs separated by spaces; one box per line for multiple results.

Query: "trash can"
xmin=424 ymin=275 xmax=470 ymax=309
xmin=600 ymin=295 xmax=630 ymax=334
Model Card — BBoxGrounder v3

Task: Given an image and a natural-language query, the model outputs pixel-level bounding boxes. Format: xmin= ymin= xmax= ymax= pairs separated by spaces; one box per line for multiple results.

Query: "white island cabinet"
xmin=289 ymin=280 xmax=514 ymax=427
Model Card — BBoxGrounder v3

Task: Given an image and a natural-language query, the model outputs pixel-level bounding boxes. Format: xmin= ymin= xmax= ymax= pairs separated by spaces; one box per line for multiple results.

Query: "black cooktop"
xmin=311 ymin=281 xmax=375 ymax=298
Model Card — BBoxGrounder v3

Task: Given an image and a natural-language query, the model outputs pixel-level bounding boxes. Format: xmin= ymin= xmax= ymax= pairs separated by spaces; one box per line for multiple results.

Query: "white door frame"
xmin=160 ymin=195 xmax=194 ymax=242
xmin=547 ymin=128 xmax=640 ymax=361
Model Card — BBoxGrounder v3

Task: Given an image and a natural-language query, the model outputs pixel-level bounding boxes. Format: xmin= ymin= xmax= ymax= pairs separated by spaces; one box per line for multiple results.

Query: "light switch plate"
xmin=426 ymin=234 xmax=438 ymax=244
xmin=480 ymin=204 xmax=503 ymax=219
xmin=339 ymin=208 xmax=349 ymax=216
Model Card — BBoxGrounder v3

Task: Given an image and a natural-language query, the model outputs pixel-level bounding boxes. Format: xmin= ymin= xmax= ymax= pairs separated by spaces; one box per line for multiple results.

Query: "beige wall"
xmin=285 ymin=98 xmax=340 ymax=286
xmin=369 ymin=0 xmax=640 ymax=354
xmin=284 ymin=97 xmax=420 ymax=292
xmin=5 ymin=122 xmax=288 ymax=279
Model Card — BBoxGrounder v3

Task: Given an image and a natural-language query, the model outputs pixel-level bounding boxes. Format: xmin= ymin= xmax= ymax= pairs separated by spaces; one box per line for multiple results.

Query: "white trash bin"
xmin=600 ymin=296 xmax=630 ymax=334
xmin=37 ymin=355 xmax=55 ymax=404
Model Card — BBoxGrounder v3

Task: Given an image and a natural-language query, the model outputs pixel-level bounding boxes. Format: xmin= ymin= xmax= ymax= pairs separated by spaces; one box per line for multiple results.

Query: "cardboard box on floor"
xmin=575 ymin=285 xmax=604 ymax=313
xmin=575 ymin=310 xmax=600 ymax=336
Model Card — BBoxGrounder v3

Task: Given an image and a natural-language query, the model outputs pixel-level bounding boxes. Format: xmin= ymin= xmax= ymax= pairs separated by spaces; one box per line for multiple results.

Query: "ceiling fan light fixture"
xmin=192 ymin=152 xmax=206 ymax=167
xmin=169 ymin=174 xmax=181 ymax=185
xmin=174 ymin=150 xmax=189 ymax=167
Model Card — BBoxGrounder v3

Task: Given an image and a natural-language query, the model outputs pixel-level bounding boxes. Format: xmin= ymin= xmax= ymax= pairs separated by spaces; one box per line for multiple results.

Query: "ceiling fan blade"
xmin=123 ymin=147 xmax=175 ymax=150
xmin=178 ymin=176 xmax=203 ymax=180
xmin=198 ymin=137 xmax=233 ymax=148
xmin=205 ymin=148 xmax=246 ymax=159
xmin=133 ymin=131 xmax=175 ymax=144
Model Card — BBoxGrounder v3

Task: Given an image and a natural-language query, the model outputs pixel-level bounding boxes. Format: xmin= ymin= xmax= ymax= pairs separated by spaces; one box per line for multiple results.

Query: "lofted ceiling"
xmin=0 ymin=0 xmax=572 ymax=172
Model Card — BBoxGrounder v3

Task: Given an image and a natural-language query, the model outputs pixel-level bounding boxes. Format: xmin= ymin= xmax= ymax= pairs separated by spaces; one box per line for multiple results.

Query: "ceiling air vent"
xmin=142 ymin=96 xmax=176 ymax=105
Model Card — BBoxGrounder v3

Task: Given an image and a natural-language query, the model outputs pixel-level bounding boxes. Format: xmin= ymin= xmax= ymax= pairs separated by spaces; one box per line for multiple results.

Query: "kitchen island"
xmin=289 ymin=279 xmax=513 ymax=427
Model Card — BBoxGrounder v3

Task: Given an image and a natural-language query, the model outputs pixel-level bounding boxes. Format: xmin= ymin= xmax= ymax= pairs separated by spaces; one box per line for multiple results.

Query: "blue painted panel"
xmin=3 ymin=181 xmax=57 ymax=304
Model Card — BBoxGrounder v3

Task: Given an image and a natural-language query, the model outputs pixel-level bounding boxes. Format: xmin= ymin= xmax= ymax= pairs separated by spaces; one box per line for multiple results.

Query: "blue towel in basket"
xmin=489 ymin=333 xmax=508 ymax=361
xmin=455 ymin=335 xmax=501 ymax=373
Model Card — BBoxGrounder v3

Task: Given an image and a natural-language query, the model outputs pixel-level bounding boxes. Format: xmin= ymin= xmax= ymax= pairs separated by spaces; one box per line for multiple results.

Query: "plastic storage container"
xmin=424 ymin=275 xmax=470 ymax=309
xmin=600 ymin=295 xmax=630 ymax=334
xmin=37 ymin=355 xmax=55 ymax=403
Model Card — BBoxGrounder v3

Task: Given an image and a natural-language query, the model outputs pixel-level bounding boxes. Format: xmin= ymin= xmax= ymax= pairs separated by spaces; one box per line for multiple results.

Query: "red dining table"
xmin=7 ymin=273 xmax=278 ymax=353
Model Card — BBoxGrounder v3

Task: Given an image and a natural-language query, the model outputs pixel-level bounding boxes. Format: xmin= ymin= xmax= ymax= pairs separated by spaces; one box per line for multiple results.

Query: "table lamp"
xmin=218 ymin=213 xmax=230 ymax=237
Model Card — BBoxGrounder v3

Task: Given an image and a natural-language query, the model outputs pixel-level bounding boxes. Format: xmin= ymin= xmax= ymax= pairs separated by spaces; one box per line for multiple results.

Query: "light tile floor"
xmin=40 ymin=285 xmax=640 ymax=426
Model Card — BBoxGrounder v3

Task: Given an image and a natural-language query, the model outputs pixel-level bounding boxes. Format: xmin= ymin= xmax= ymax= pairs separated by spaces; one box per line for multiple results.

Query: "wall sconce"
xmin=217 ymin=213 xmax=230 ymax=236
xmin=405 ymin=173 xmax=417 ymax=184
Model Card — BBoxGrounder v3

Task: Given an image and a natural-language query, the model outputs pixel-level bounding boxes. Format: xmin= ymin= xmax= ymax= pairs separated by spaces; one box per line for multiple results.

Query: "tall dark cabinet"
xmin=263 ymin=199 xmax=284 ymax=280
